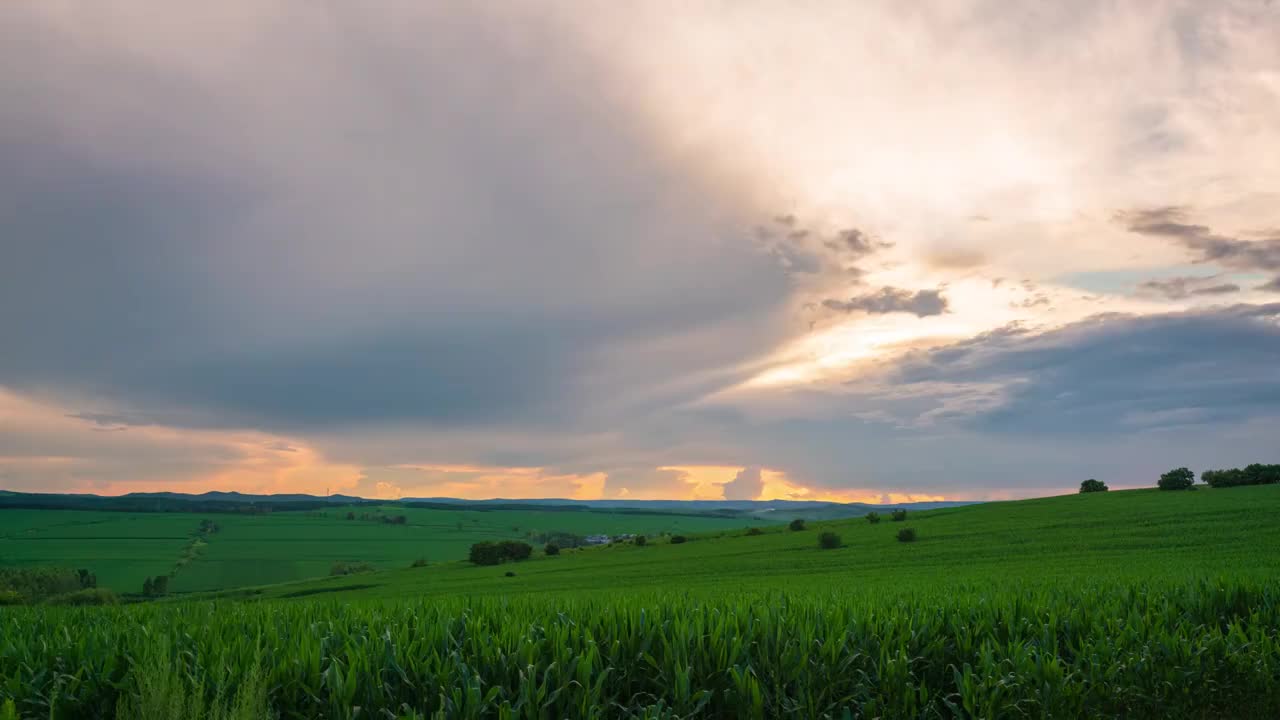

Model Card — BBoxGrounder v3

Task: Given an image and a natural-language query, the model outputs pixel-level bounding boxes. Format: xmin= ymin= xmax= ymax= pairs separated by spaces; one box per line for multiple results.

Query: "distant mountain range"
xmin=0 ymin=489 xmax=975 ymax=519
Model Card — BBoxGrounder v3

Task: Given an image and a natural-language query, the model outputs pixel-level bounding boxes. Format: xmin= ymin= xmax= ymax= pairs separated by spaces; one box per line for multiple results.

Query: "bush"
xmin=470 ymin=541 xmax=534 ymax=565
xmin=746 ymin=527 xmax=764 ymax=536
xmin=1079 ymin=479 xmax=1109 ymax=493
xmin=891 ymin=509 xmax=907 ymax=522
xmin=788 ymin=518 xmax=806 ymax=531
xmin=410 ymin=558 xmax=428 ymax=568
xmin=46 ymin=588 xmax=118 ymax=606
xmin=142 ymin=575 xmax=170 ymax=597
xmin=544 ymin=543 xmax=560 ymax=556
xmin=634 ymin=535 xmax=647 ymax=546
xmin=897 ymin=528 xmax=917 ymax=543
xmin=504 ymin=571 xmax=516 ymax=577
xmin=0 ymin=590 xmax=22 ymax=606
xmin=0 ymin=567 xmax=91 ymax=603
xmin=330 ymin=562 xmax=375 ymax=576
xmin=1158 ymin=467 xmax=1195 ymax=491
xmin=818 ymin=532 xmax=841 ymax=549
xmin=670 ymin=535 xmax=687 ymax=544
xmin=864 ymin=512 xmax=880 ymax=524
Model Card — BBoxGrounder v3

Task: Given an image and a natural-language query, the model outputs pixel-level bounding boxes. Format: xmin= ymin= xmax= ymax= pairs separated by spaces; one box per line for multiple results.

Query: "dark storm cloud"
xmin=1136 ymin=276 xmax=1241 ymax=300
xmin=823 ymin=287 xmax=949 ymax=317
xmin=824 ymin=228 xmax=893 ymax=258
xmin=1120 ymin=207 xmax=1280 ymax=271
xmin=890 ymin=304 xmax=1280 ymax=434
xmin=0 ymin=3 xmax=793 ymax=432
xmin=721 ymin=466 xmax=763 ymax=501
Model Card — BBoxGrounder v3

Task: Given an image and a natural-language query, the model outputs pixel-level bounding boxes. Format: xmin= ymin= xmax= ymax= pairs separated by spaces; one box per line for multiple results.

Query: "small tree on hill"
xmin=818 ymin=532 xmax=841 ymax=549
xmin=544 ymin=543 xmax=560 ymax=556
xmin=746 ymin=527 xmax=764 ymax=536
xmin=670 ymin=535 xmax=687 ymax=544
xmin=469 ymin=542 xmax=503 ymax=566
xmin=1158 ymin=467 xmax=1195 ymax=491
xmin=897 ymin=528 xmax=917 ymax=543
xmin=1079 ymin=479 xmax=1108 ymax=493
xmin=890 ymin=509 xmax=907 ymax=522
xmin=865 ymin=512 xmax=881 ymax=524
xmin=634 ymin=535 xmax=647 ymax=546
xmin=789 ymin=518 xmax=806 ymax=531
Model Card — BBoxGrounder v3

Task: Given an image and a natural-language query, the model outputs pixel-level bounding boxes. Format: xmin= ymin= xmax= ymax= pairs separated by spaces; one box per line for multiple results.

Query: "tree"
xmin=788 ymin=519 xmax=806 ymax=531
xmin=634 ymin=535 xmax=647 ymax=546
xmin=151 ymin=575 xmax=168 ymax=595
xmin=469 ymin=542 xmax=503 ymax=566
xmin=897 ymin=528 xmax=917 ymax=543
xmin=864 ymin=512 xmax=881 ymax=524
xmin=544 ymin=543 xmax=560 ymax=556
xmin=1079 ymin=479 xmax=1109 ymax=493
xmin=142 ymin=577 xmax=154 ymax=597
xmin=890 ymin=509 xmax=907 ymax=522
xmin=818 ymin=532 xmax=841 ymax=549
xmin=670 ymin=535 xmax=687 ymax=544
xmin=746 ymin=527 xmax=764 ymax=536
xmin=1158 ymin=467 xmax=1195 ymax=491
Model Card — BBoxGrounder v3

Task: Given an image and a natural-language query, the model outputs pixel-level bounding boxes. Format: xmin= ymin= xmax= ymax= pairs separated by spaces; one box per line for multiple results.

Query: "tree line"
xmin=1079 ymin=462 xmax=1279 ymax=493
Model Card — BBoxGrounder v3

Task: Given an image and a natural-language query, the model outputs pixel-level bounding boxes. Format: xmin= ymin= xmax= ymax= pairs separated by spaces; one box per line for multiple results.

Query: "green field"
xmin=0 ymin=505 xmax=754 ymax=594
xmin=3 ymin=486 xmax=1280 ymax=718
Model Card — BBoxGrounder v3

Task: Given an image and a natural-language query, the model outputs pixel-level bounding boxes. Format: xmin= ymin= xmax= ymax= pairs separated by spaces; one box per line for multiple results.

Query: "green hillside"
xmin=4 ymin=486 xmax=1280 ymax=719
xmin=219 ymin=484 xmax=1280 ymax=601
xmin=0 ymin=504 xmax=753 ymax=594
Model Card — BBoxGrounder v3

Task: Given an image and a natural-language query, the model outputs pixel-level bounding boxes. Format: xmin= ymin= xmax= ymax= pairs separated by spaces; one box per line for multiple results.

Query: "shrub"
xmin=865 ymin=512 xmax=881 ymax=524
xmin=0 ymin=590 xmax=22 ymax=606
xmin=897 ymin=528 xmax=917 ymax=543
xmin=470 ymin=541 xmax=534 ymax=565
xmin=634 ymin=535 xmax=647 ymax=546
xmin=142 ymin=575 xmax=170 ymax=597
xmin=788 ymin=518 xmax=806 ymax=531
xmin=818 ymin=532 xmax=841 ymax=549
xmin=497 ymin=540 xmax=533 ymax=561
xmin=670 ymin=535 xmax=687 ymax=544
xmin=504 ymin=571 xmax=516 ymax=577
xmin=470 ymin=542 xmax=503 ymax=566
xmin=410 ymin=558 xmax=428 ymax=568
xmin=1158 ymin=467 xmax=1195 ymax=491
xmin=0 ymin=567 xmax=90 ymax=602
xmin=1079 ymin=479 xmax=1109 ymax=493
xmin=330 ymin=562 xmax=375 ymax=576
xmin=544 ymin=543 xmax=560 ymax=556
xmin=891 ymin=509 xmax=907 ymax=522
xmin=46 ymin=588 xmax=118 ymax=606
xmin=746 ymin=527 xmax=764 ymax=536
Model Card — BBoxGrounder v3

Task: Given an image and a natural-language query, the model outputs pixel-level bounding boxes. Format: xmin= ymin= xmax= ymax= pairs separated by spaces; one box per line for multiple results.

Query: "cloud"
xmin=1259 ymin=277 xmax=1280 ymax=293
xmin=0 ymin=2 xmax=795 ymax=433
xmin=3 ymin=1 xmax=1280 ymax=501
xmin=722 ymin=467 xmax=764 ymax=501
xmin=823 ymin=287 xmax=950 ymax=317
xmin=1120 ymin=207 xmax=1280 ymax=271
xmin=1136 ymin=275 xmax=1241 ymax=300
xmin=885 ymin=303 xmax=1280 ymax=434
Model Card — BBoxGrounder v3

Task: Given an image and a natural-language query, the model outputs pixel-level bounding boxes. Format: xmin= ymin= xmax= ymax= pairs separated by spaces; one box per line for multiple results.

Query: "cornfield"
xmin=2 ymin=579 xmax=1278 ymax=719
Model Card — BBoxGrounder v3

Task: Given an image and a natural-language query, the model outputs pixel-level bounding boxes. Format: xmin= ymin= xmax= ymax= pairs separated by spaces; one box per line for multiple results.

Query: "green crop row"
xmin=2 ymin=578 xmax=1278 ymax=719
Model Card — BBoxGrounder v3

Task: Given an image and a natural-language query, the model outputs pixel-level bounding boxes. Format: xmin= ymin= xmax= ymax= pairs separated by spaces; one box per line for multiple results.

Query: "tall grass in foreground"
xmin=2 ymin=579 xmax=1278 ymax=719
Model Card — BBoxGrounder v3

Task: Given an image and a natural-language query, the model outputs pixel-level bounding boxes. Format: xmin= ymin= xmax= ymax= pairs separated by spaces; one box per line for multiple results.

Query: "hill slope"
xmin=225 ymin=484 xmax=1280 ymax=601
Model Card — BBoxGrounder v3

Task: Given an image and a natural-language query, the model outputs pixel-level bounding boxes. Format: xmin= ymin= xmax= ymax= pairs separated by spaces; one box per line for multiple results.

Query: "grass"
xmin=205 ymin=485 xmax=1280 ymax=601
xmin=3 ymin=486 xmax=1280 ymax=718
xmin=0 ymin=505 xmax=752 ymax=594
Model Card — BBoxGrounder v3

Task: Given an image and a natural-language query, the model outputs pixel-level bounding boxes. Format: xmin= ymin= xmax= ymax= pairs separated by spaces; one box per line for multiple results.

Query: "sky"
xmin=2 ymin=1 xmax=1279 ymax=502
